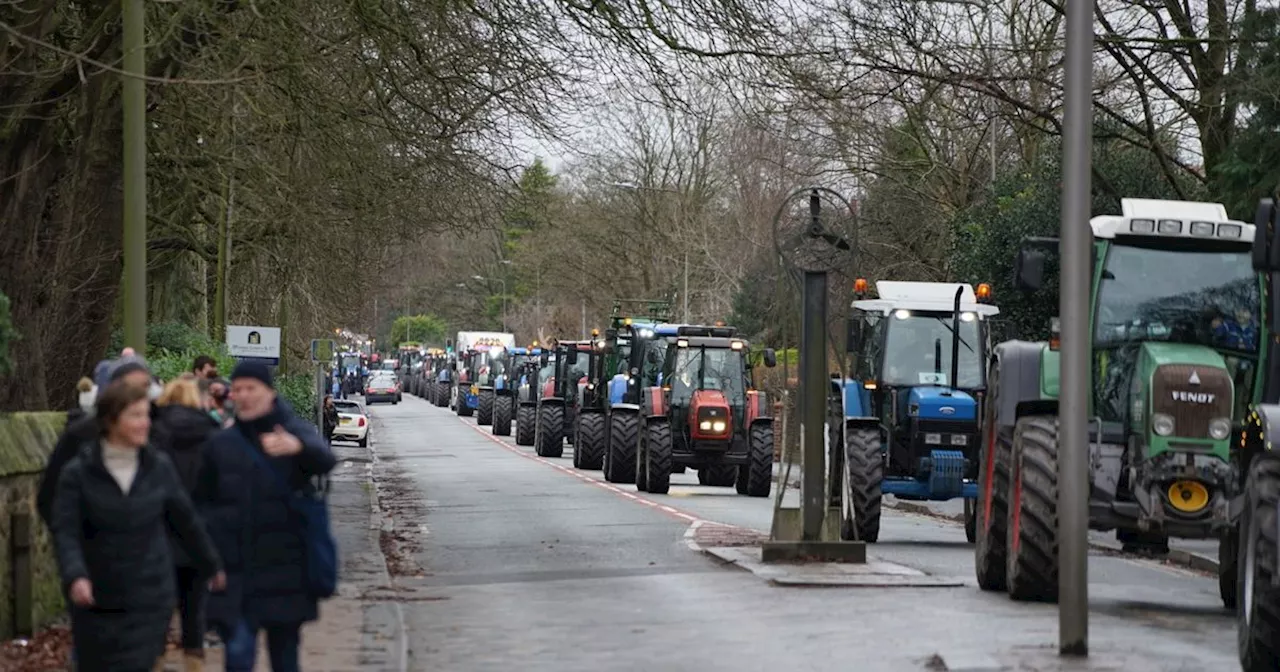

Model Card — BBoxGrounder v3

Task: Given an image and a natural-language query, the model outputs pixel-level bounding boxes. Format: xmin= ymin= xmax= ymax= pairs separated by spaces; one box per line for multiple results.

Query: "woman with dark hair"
xmin=51 ymin=381 xmax=225 ymax=672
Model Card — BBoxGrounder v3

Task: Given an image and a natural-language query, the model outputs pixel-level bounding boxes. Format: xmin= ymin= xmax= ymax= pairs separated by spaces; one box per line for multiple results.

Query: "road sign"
xmin=311 ymin=338 xmax=335 ymax=363
xmin=226 ymin=325 xmax=281 ymax=365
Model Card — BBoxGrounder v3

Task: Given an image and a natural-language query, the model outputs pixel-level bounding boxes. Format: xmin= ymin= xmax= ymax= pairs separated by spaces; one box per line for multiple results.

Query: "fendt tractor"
xmin=1234 ymin=197 xmax=1280 ymax=671
xmin=830 ymin=280 xmax=999 ymax=543
xmin=576 ymin=299 xmax=675 ymax=475
xmin=490 ymin=345 xmax=542 ymax=436
xmin=449 ymin=331 xmax=516 ymax=418
xmin=634 ymin=324 xmax=778 ymax=496
xmin=974 ymin=198 xmax=1261 ymax=605
xmin=530 ymin=340 xmax=593 ymax=458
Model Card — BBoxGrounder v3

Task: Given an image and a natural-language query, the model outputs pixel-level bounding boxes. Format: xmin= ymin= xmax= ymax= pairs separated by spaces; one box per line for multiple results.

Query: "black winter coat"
xmin=37 ymin=406 xmax=171 ymax=527
xmin=200 ymin=399 xmax=337 ymax=628
xmin=52 ymin=442 xmax=222 ymax=671
xmin=154 ymin=404 xmax=220 ymax=566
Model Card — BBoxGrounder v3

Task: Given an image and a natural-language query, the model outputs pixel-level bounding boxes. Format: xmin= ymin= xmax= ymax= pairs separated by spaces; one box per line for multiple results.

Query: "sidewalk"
xmin=770 ymin=461 xmax=1221 ymax=572
xmin=160 ymin=442 xmax=403 ymax=671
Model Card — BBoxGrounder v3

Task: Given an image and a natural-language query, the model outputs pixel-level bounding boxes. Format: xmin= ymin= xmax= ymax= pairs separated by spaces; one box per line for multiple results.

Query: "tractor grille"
xmin=1151 ymin=364 xmax=1232 ymax=439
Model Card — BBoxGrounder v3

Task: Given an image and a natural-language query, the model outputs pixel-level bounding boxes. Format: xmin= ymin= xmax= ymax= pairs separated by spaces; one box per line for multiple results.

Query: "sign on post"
xmin=311 ymin=338 xmax=335 ymax=363
xmin=227 ymin=325 xmax=282 ymax=366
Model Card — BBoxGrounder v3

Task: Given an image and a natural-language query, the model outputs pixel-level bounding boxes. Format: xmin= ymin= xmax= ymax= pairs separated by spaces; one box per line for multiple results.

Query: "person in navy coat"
xmin=198 ymin=362 xmax=336 ymax=672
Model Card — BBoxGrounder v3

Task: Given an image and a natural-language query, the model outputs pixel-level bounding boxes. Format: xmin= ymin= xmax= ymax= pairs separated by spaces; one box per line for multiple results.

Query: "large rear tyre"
xmin=741 ymin=421 xmax=773 ymax=498
xmin=574 ymin=412 xmax=605 ymax=470
xmin=1239 ymin=452 xmax=1280 ymax=671
xmin=477 ymin=391 xmax=494 ymax=425
xmin=604 ymin=412 xmax=638 ymax=484
xmin=839 ymin=425 xmax=882 ymax=541
xmin=975 ymin=362 xmax=1010 ymax=591
xmin=1006 ymin=414 xmax=1059 ymax=602
xmin=493 ymin=395 xmax=513 ymax=436
xmin=700 ymin=465 xmax=737 ymax=487
xmin=536 ymin=405 xmax=564 ymax=458
xmin=641 ymin=420 xmax=672 ymax=494
xmin=515 ymin=405 xmax=535 ymax=446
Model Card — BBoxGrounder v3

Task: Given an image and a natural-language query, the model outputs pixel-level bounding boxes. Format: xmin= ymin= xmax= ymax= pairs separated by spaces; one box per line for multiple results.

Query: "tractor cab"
xmin=660 ymin=330 xmax=752 ymax=448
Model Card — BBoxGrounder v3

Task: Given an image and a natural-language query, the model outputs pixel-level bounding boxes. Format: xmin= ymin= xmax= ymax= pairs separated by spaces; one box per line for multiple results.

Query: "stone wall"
xmin=0 ymin=412 xmax=67 ymax=639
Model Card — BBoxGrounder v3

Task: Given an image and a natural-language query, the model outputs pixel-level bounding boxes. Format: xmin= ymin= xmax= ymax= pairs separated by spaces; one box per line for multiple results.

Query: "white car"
xmin=332 ymin=399 xmax=370 ymax=447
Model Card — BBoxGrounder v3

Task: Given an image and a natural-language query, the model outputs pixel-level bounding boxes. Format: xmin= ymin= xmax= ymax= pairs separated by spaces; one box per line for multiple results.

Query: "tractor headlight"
xmin=950 ymin=434 xmax=968 ymax=446
xmin=700 ymin=420 xmax=712 ymax=431
xmin=1209 ymin=417 xmax=1231 ymax=441
xmin=712 ymin=420 xmax=726 ymax=433
xmin=1152 ymin=413 xmax=1175 ymax=436
xmin=924 ymin=433 xmax=943 ymax=445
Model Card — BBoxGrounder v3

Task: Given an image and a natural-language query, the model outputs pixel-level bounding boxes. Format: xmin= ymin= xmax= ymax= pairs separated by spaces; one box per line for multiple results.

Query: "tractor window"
xmin=669 ymin=347 xmax=747 ymax=406
xmin=563 ymin=350 xmax=589 ymax=383
xmin=1095 ymin=241 xmax=1259 ymax=354
xmin=880 ymin=311 xmax=983 ymax=389
xmin=640 ymin=340 xmax=668 ymax=386
xmin=855 ymin=313 xmax=883 ymax=381
xmin=538 ymin=357 xmax=556 ymax=385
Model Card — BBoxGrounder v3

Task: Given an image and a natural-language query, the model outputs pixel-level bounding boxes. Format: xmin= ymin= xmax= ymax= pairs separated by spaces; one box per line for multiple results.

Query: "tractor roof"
xmin=557 ymin=340 xmax=593 ymax=351
xmin=854 ymin=281 xmax=1000 ymax=317
xmin=1089 ymin=198 xmax=1255 ymax=242
xmin=674 ymin=335 xmax=750 ymax=350
xmin=654 ymin=324 xmax=738 ymax=338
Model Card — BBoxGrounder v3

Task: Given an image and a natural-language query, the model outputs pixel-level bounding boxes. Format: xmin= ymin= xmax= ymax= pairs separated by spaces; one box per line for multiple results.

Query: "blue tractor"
xmin=829 ymin=280 xmax=999 ymax=542
xmin=490 ymin=346 xmax=541 ymax=437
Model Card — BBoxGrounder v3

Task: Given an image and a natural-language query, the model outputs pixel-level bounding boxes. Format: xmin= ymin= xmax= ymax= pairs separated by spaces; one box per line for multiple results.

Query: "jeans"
xmin=219 ymin=619 xmax=302 ymax=672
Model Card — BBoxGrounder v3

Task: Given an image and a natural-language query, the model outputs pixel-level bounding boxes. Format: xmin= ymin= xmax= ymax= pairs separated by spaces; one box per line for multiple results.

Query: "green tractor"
xmin=975 ymin=198 xmax=1261 ymax=604
xmin=574 ymin=299 xmax=675 ymax=474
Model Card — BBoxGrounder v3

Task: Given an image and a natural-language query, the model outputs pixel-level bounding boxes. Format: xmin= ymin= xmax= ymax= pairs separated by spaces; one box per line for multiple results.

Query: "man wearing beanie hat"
xmin=200 ymin=360 xmax=336 ymax=672
xmin=37 ymin=355 xmax=170 ymax=527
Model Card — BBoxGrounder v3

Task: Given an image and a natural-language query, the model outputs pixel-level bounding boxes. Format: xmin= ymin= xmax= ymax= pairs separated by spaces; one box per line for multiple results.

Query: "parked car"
xmin=331 ymin=399 xmax=370 ymax=447
xmin=365 ymin=372 xmax=400 ymax=405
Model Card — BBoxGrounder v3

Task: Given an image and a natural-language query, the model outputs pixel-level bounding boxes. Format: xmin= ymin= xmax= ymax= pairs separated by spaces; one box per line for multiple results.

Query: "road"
xmin=367 ymin=393 xmax=1238 ymax=671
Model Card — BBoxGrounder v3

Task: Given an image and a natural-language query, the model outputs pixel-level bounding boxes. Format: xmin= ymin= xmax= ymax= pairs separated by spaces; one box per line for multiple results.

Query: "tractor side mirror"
xmin=1014 ymin=247 xmax=1046 ymax=292
xmin=567 ymin=348 xmax=579 ymax=365
xmin=846 ymin=318 xmax=862 ymax=352
xmin=763 ymin=348 xmax=777 ymax=368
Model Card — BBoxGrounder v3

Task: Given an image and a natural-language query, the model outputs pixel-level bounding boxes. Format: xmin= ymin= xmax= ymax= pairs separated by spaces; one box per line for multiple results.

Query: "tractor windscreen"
xmin=1094 ymin=241 xmax=1258 ymax=354
xmin=881 ymin=312 xmax=983 ymax=389
xmin=670 ymin=347 xmax=746 ymax=406
xmin=539 ymin=356 xmax=556 ymax=384
xmin=566 ymin=352 xmax=589 ymax=383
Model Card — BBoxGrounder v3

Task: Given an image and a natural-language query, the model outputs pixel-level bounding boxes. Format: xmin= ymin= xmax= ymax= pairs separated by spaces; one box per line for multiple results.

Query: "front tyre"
xmin=515 ymin=405 xmax=535 ymax=446
xmin=477 ymin=391 xmax=495 ymax=425
xmin=492 ymin=395 xmax=513 ymax=436
xmin=536 ymin=405 xmax=564 ymax=458
xmin=1006 ymin=414 xmax=1060 ymax=602
xmin=1238 ymin=453 xmax=1280 ymax=671
xmin=975 ymin=361 xmax=1011 ymax=591
xmin=740 ymin=421 xmax=773 ymax=498
xmin=605 ymin=412 xmax=638 ymax=484
xmin=839 ymin=425 xmax=881 ymax=541
xmin=575 ymin=412 xmax=605 ymax=470
xmin=642 ymin=420 xmax=672 ymax=494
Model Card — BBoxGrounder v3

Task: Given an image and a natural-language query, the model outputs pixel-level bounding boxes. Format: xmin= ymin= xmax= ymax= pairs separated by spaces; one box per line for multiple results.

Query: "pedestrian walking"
xmin=201 ymin=361 xmax=338 ymax=672
xmin=155 ymin=378 xmax=222 ymax=671
xmin=38 ymin=355 xmax=169 ymax=528
xmin=50 ymin=381 xmax=225 ymax=672
xmin=322 ymin=395 xmax=339 ymax=441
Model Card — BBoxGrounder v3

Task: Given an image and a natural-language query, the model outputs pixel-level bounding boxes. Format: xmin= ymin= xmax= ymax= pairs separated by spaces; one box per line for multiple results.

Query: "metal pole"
xmin=581 ymin=299 xmax=586 ymax=338
xmin=800 ymin=271 xmax=828 ymax=541
xmin=1058 ymin=0 xmax=1092 ymax=656
xmin=122 ymin=0 xmax=147 ymax=355
xmin=988 ymin=3 xmax=996 ymax=185
xmin=683 ymin=251 xmax=690 ymax=322
xmin=315 ymin=363 xmax=324 ymax=429
xmin=501 ymin=279 xmax=508 ymax=332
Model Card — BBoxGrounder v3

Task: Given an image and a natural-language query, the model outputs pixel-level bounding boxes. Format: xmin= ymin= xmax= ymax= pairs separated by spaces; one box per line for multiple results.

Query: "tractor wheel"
xmin=433 ymin=383 xmax=447 ymax=407
xmin=515 ymin=405 xmax=535 ymax=446
xmin=839 ymin=425 xmax=881 ymax=541
xmin=642 ymin=420 xmax=673 ymax=494
xmin=975 ymin=363 xmax=1011 ymax=592
xmin=1239 ymin=452 xmax=1280 ymax=671
xmin=477 ymin=391 xmax=494 ymax=426
xmin=1222 ymin=528 xmax=1240 ymax=609
xmin=700 ymin=465 xmax=737 ymax=487
xmin=1006 ymin=414 xmax=1060 ymax=602
xmin=536 ymin=405 xmax=564 ymax=458
xmin=493 ymin=395 xmax=513 ymax=436
xmin=740 ymin=421 xmax=774 ymax=498
xmin=964 ymin=499 xmax=977 ymax=544
xmin=605 ymin=412 xmax=638 ymax=484
xmin=458 ymin=394 xmax=474 ymax=417
xmin=635 ymin=429 xmax=650 ymax=492
xmin=575 ymin=412 xmax=605 ymax=470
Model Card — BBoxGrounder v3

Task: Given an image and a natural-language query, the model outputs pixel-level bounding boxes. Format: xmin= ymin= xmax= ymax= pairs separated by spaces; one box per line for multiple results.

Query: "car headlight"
xmin=1208 ymin=417 xmax=1231 ymax=441
xmin=1152 ymin=413 xmax=1175 ymax=436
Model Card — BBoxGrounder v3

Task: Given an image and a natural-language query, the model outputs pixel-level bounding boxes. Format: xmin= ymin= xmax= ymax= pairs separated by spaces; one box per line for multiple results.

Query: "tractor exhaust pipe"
xmin=949 ymin=286 xmax=963 ymax=395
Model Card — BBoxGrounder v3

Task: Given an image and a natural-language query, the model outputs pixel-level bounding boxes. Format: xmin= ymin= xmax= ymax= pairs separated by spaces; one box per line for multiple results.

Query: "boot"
xmin=184 ymin=652 xmax=204 ymax=672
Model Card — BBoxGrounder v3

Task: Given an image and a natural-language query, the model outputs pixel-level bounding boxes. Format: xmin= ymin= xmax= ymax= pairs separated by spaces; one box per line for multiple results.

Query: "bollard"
xmin=11 ymin=512 xmax=32 ymax=636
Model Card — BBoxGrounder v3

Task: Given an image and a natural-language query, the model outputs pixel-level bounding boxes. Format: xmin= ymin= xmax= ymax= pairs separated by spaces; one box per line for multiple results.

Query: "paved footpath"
xmin=160 ymin=440 xmax=403 ymax=671
xmin=359 ymin=394 xmax=1238 ymax=671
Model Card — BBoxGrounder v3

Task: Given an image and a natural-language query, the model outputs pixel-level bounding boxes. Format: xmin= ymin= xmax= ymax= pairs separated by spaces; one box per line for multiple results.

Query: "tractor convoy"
xmin=380 ymin=195 xmax=1279 ymax=670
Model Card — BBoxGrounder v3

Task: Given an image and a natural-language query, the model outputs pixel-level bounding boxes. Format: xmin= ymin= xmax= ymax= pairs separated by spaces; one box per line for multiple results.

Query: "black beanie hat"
xmin=231 ymin=361 xmax=274 ymax=388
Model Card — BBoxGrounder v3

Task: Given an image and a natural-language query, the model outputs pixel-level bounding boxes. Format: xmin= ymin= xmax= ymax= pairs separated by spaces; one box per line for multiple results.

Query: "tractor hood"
xmin=689 ymin=389 xmax=732 ymax=439
xmin=1140 ymin=342 xmax=1228 ymax=369
xmin=908 ymin=387 xmax=977 ymax=421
